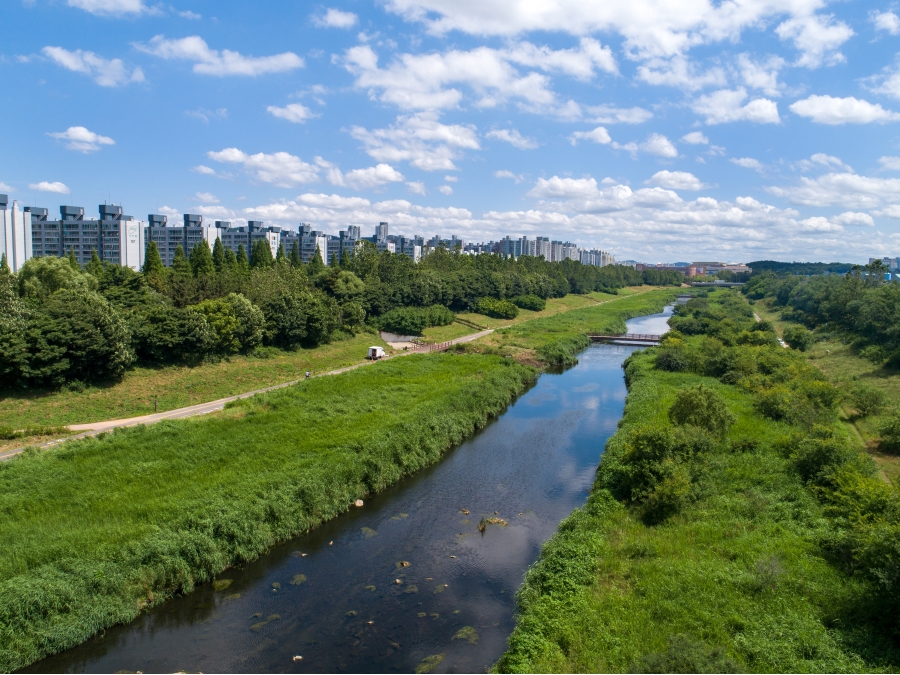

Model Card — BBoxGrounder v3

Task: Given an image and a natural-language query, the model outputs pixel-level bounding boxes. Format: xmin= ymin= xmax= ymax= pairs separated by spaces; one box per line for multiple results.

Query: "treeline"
xmin=0 ymin=241 xmax=647 ymax=389
xmin=748 ymin=260 xmax=854 ymax=276
xmin=744 ymin=263 xmax=900 ymax=365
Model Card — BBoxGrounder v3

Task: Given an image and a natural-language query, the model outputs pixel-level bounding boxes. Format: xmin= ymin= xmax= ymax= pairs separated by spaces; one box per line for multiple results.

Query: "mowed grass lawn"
xmin=0 ymin=352 xmax=535 ymax=672
xmin=498 ymin=350 xmax=900 ymax=673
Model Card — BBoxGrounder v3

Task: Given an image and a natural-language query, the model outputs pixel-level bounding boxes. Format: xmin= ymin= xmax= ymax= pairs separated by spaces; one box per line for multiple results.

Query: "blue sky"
xmin=4 ymin=0 xmax=900 ymax=262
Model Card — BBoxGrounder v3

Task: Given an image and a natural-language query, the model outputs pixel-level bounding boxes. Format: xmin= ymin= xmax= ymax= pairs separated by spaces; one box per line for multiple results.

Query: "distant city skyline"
xmin=3 ymin=1 xmax=900 ymax=262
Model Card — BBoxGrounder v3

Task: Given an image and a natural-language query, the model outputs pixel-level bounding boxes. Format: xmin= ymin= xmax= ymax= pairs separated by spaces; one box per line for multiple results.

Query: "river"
xmin=27 ymin=307 xmax=673 ymax=674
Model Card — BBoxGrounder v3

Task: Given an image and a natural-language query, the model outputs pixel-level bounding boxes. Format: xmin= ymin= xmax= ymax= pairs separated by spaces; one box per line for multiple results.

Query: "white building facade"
xmin=0 ymin=195 xmax=33 ymax=273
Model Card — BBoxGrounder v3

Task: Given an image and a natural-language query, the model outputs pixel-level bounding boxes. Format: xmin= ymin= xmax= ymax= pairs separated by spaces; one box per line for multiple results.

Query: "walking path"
xmin=0 ymin=329 xmax=494 ymax=462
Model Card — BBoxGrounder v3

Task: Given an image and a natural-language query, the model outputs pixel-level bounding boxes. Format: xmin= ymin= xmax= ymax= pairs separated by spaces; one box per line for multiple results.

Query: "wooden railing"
xmin=588 ymin=333 xmax=662 ymax=343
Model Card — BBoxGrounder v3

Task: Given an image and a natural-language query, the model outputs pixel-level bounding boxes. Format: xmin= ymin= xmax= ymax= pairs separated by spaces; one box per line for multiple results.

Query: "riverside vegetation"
xmin=0 ymin=353 xmax=535 ymax=672
xmin=498 ymin=290 xmax=900 ymax=673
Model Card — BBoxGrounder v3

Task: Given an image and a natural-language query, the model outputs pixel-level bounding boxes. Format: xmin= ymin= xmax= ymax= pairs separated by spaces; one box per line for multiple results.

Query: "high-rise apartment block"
xmin=0 ymin=195 xmax=32 ymax=273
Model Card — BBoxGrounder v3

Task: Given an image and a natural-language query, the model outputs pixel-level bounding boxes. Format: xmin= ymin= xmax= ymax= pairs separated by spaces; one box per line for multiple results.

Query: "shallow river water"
xmin=28 ymin=307 xmax=673 ymax=674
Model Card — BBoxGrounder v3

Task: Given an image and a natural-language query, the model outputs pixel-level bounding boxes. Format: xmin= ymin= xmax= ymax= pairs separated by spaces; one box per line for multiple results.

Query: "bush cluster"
xmin=475 ymin=297 xmax=520 ymax=319
xmin=375 ymin=305 xmax=454 ymax=335
xmin=510 ymin=294 xmax=547 ymax=312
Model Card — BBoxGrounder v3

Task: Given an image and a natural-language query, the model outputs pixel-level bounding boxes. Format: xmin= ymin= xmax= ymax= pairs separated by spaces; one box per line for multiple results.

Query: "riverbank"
xmin=0 ymin=354 xmax=535 ymax=672
xmin=497 ymin=291 xmax=900 ymax=672
xmin=0 ymin=289 xmax=644 ymax=430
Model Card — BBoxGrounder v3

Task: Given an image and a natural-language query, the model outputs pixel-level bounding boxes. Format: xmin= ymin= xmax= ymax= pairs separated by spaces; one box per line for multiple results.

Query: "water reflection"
xmin=26 ymin=310 xmax=672 ymax=674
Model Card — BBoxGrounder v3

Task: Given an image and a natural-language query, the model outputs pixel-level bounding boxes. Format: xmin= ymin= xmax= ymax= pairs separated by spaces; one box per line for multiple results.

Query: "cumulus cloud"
xmin=646 ymin=170 xmax=708 ymax=190
xmin=486 ymin=128 xmax=538 ymax=149
xmin=135 ymin=35 xmax=303 ymax=76
xmin=313 ymin=8 xmax=358 ymax=28
xmin=833 ymin=211 xmax=874 ymax=227
xmin=341 ymin=39 xmax=612 ymax=115
xmin=267 ymin=103 xmax=318 ymax=123
xmin=681 ymin=131 xmax=709 ymax=144
xmin=737 ymin=54 xmax=785 ymax=97
xmin=407 ymin=181 xmax=426 ymax=195
xmin=691 ymin=88 xmax=780 ymax=125
xmin=790 ymin=95 xmax=900 ymax=124
xmin=568 ymin=126 xmax=612 ymax=145
xmin=775 ymin=14 xmax=853 ymax=68
xmin=872 ymin=10 xmax=900 ymax=35
xmin=42 ymin=46 xmax=144 ymax=87
xmin=319 ymin=159 xmax=406 ymax=191
xmin=29 ymin=181 xmax=70 ymax=194
xmin=495 ymin=170 xmax=525 ymax=183
xmin=67 ymin=0 xmax=145 ymax=15
xmin=439 ymin=185 xmax=453 ymax=195
xmin=795 ymin=153 xmax=852 ymax=173
xmin=636 ymin=55 xmax=726 ymax=90
xmin=731 ymin=157 xmax=764 ymax=172
xmin=207 ymin=148 xmax=320 ymax=187
xmin=767 ymin=172 xmax=900 ymax=209
xmin=642 ymin=133 xmax=677 ymax=157
xmin=349 ymin=112 xmax=479 ymax=171
xmin=0 ymin=183 xmax=13 ymax=192
xmin=192 ymin=165 xmax=216 ymax=175
xmin=195 ymin=192 xmax=219 ymax=203
xmin=879 ymin=156 xmax=900 ymax=171
xmin=585 ymin=105 xmax=653 ymax=124
xmin=528 ymin=176 xmax=600 ymax=199
xmin=47 ymin=126 xmax=115 ymax=153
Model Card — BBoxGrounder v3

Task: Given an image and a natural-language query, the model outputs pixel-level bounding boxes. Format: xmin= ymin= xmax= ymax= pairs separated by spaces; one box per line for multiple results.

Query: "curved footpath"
xmin=0 ymin=329 xmax=494 ymax=462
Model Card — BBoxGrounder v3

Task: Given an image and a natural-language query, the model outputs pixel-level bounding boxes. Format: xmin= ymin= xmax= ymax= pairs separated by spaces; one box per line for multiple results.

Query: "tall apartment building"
xmin=145 ymin=214 xmax=217 ymax=267
xmin=27 ymin=203 xmax=145 ymax=271
xmin=0 ymin=195 xmax=33 ymax=273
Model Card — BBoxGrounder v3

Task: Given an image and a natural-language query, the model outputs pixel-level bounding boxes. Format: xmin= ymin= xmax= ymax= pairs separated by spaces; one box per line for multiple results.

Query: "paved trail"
xmin=0 ymin=329 xmax=494 ymax=462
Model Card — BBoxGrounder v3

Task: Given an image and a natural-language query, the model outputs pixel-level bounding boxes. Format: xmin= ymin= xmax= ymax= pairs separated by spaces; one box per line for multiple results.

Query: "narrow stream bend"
xmin=27 ymin=308 xmax=673 ymax=674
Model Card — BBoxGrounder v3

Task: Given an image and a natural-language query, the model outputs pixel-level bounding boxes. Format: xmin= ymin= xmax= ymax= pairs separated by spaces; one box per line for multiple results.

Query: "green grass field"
xmin=0 ymin=353 xmax=535 ymax=672
xmin=497 ymin=344 xmax=899 ymax=672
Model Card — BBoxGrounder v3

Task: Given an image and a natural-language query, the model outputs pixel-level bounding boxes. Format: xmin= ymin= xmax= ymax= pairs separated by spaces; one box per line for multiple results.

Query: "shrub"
xmin=511 ymin=295 xmax=546 ymax=312
xmin=755 ymin=386 xmax=796 ymax=421
xmin=631 ymin=634 xmax=741 ymax=673
xmin=376 ymin=305 xmax=454 ymax=335
xmin=783 ymin=325 xmax=814 ymax=352
xmin=791 ymin=433 xmax=856 ymax=484
xmin=859 ymin=345 xmax=888 ymax=365
xmin=668 ymin=384 xmax=734 ymax=438
xmin=849 ymin=383 xmax=886 ymax=417
xmin=537 ymin=335 xmax=589 ymax=367
xmin=475 ymin=297 xmax=519 ymax=320
xmin=879 ymin=412 xmax=900 ymax=454
xmin=656 ymin=347 xmax=689 ymax=372
xmin=642 ymin=465 xmax=692 ymax=524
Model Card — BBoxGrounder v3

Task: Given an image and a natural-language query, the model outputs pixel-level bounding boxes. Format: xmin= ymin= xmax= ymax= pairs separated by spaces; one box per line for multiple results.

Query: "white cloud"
xmin=731 ymin=157 xmax=764 ymax=172
xmin=585 ymin=105 xmax=653 ymax=124
xmin=767 ymin=172 xmax=900 ymax=209
xmin=569 ymin=126 xmax=612 ymax=145
xmin=350 ymin=112 xmax=479 ymax=171
xmin=207 ymin=148 xmax=320 ymax=187
xmin=0 ymin=183 xmax=13 ymax=192
xmin=790 ymin=95 xmax=900 ymax=125
xmin=407 ymin=181 xmax=426 ymax=195
xmin=795 ymin=153 xmax=852 ymax=173
xmin=636 ymin=56 xmax=726 ymax=90
xmin=681 ymin=131 xmax=708 ymax=144
xmin=486 ymin=128 xmax=538 ymax=149
xmin=192 ymin=165 xmax=216 ymax=175
xmin=42 ymin=46 xmax=144 ymax=87
xmin=879 ymin=156 xmax=900 ymax=171
xmin=313 ymin=8 xmax=359 ymax=28
xmin=47 ymin=126 xmax=115 ymax=153
xmin=439 ymin=185 xmax=453 ymax=195
xmin=691 ymin=88 xmax=780 ymax=125
xmin=136 ymin=35 xmax=304 ymax=76
xmin=29 ymin=181 xmax=70 ymax=194
xmin=641 ymin=133 xmax=677 ymax=158
xmin=528 ymin=176 xmax=599 ymax=199
xmin=323 ymin=162 xmax=406 ymax=191
xmin=267 ymin=103 xmax=318 ymax=123
xmin=737 ymin=54 xmax=785 ymax=97
xmin=646 ymin=170 xmax=708 ymax=190
xmin=799 ymin=216 xmax=843 ymax=232
xmin=341 ymin=39 xmax=612 ymax=115
xmin=775 ymin=14 xmax=853 ymax=68
xmin=495 ymin=170 xmax=525 ymax=183
xmin=444 ymin=175 xmax=458 ymax=182
xmin=178 ymin=10 xmax=201 ymax=19
xmin=67 ymin=0 xmax=145 ymax=15
xmin=185 ymin=107 xmax=228 ymax=123
xmin=872 ymin=10 xmax=900 ymax=35
xmin=833 ymin=211 xmax=874 ymax=227
xmin=195 ymin=192 xmax=219 ymax=203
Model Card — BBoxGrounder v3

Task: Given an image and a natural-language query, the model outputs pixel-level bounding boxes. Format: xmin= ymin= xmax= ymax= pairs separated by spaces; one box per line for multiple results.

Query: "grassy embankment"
xmin=0 ymin=288 xmax=643 ymax=430
xmin=497 ymin=291 xmax=900 ymax=673
xmin=0 ymin=353 xmax=535 ymax=672
xmin=753 ymin=299 xmax=900 ymax=485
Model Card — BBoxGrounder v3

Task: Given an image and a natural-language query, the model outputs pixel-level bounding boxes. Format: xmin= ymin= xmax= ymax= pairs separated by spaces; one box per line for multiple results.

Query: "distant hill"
xmin=747 ymin=260 xmax=855 ymax=275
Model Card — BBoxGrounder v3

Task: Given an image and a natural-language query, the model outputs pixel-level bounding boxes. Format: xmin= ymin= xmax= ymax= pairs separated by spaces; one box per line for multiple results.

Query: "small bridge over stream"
xmin=588 ymin=333 xmax=663 ymax=345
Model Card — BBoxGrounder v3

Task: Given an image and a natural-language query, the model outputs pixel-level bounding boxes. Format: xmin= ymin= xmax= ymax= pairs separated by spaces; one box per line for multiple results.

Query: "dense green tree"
xmin=86 ymin=250 xmax=104 ymax=277
xmin=132 ymin=305 xmax=213 ymax=363
xmin=0 ymin=253 xmax=9 ymax=274
xmin=190 ymin=240 xmax=215 ymax=277
xmin=289 ymin=241 xmax=301 ymax=267
xmin=212 ymin=238 xmax=226 ymax=273
xmin=171 ymin=245 xmax=192 ymax=278
xmin=142 ymin=240 xmax=166 ymax=279
xmin=223 ymin=247 xmax=237 ymax=271
xmin=17 ymin=257 xmax=98 ymax=301
xmin=276 ymin=242 xmax=287 ymax=264
xmin=307 ymin=245 xmax=326 ymax=275
xmin=66 ymin=248 xmax=79 ymax=271
xmin=236 ymin=244 xmax=249 ymax=271
xmin=340 ymin=249 xmax=352 ymax=268
xmin=0 ymin=269 xmax=28 ymax=386
xmin=250 ymin=239 xmax=274 ymax=269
